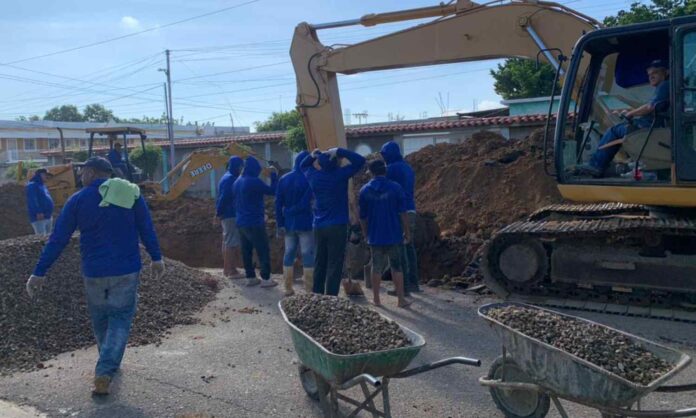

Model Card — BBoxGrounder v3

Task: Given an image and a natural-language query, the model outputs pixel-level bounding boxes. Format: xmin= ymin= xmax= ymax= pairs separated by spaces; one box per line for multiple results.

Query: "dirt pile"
xmin=0 ymin=183 xmax=32 ymax=240
xmin=282 ymin=294 xmax=410 ymax=354
xmin=487 ymin=306 xmax=673 ymax=385
xmin=0 ymin=235 xmax=218 ymax=374
xmin=407 ymin=130 xmax=562 ymax=239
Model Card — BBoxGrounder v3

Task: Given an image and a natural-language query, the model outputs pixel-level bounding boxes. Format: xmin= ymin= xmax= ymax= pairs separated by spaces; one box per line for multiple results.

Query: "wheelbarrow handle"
xmin=338 ymin=373 xmax=382 ymax=390
xmin=393 ymin=356 xmax=481 ymax=379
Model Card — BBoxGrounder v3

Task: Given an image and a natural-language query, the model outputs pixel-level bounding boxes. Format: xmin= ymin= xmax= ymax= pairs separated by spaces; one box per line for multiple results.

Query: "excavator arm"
xmin=290 ymin=0 xmax=600 ymax=150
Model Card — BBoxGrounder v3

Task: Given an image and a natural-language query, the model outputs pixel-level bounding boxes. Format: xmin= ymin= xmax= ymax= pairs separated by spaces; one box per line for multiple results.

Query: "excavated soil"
xmin=0 ymin=236 xmax=219 ymax=374
xmin=0 ymin=183 xmax=32 ymax=240
xmin=487 ymin=306 xmax=673 ymax=385
xmin=282 ymin=294 xmax=410 ymax=355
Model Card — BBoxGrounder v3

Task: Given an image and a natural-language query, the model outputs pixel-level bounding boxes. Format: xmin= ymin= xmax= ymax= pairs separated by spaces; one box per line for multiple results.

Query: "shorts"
xmin=31 ymin=218 xmax=53 ymax=237
xmin=221 ymin=217 xmax=241 ymax=248
xmin=370 ymin=245 xmax=402 ymax=274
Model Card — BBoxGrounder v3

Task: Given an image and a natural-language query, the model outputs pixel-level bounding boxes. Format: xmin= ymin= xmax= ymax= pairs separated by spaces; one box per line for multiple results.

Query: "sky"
xmin=0 ymin=0 xmax=641 ymax=130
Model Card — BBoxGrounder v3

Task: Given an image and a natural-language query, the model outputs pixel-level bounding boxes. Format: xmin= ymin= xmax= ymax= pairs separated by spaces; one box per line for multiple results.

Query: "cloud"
xmin=120 ymin=16 xmax=141 ymax=30
xmin=476 ymin=99 xmax=501 ymax=111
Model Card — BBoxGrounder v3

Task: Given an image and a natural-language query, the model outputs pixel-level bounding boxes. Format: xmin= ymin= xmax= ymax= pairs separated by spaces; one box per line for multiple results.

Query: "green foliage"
xmin=5 ymin=161 xmax=40 ymax=179
xmin=72 ymin=150 xmax=88 ymax=162
xmin=490 ymin=58 xmax=560 ymax=100
xmin=120 ymin=113 xmax=170 ymax=124
xmin=15 ymin=115 xmax=40 ymax=122
xmin=254 ymin=110 xmax=302 ymax=132
xmin=44 ymin=105 xmax=85 ymax=122
xmin=283 ymin=125 xmax=308 ymax=152
xmin=83 ymin=104 xmax=115 ymax=122
xmin=603 ymin=0 xmax=695 ymax=26
xmin=129 ymin=144 xmax=161 ymax=179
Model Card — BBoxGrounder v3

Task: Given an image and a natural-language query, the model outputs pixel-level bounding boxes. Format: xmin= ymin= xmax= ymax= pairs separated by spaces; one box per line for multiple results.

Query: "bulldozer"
xmin=290 ymin=1 xmax=696 ymax=317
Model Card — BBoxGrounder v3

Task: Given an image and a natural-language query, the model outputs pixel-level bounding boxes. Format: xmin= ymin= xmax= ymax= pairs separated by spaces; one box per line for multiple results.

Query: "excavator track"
xmin=482 ymin=212 xmax=696 ymax=322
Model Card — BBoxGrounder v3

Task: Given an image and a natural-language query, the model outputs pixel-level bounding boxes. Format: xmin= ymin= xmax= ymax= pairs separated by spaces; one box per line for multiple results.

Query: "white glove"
xmin=327 ymin=148 xmax=338 ymax=158
xmin=26 ymin=275 xmax=46 ymax=299
xmin=151 ymin=260 xmax=165 ymax=279
xmin=311 ymin=149 xmax=322 ymax=158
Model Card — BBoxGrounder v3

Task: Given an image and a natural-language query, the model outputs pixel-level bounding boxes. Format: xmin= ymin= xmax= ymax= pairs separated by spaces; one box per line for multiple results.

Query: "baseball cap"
xmin=83 ymin=156 xmax=113 ymax=173
xmin=647 ymin=59 xmax=668 ymax=70
xmin=35 ymin=168 xmax=53 ymax=177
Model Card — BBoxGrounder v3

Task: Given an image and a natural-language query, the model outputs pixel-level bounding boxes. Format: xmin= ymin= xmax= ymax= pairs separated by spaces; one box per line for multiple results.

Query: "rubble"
xmin=487 ymin=306 xmax=673 ymax=385
xmin=282 ymin=294 xmax=410 ymax=355
xmin=0 ymin=183 xmax=32 ymax=240
xmin=0 ymin=236 xmax=219 ymax=374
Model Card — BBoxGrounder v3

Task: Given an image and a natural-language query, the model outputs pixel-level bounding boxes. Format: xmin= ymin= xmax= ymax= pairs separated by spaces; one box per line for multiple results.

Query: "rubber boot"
xmin=303 ymin=267 xmax=314 ymax=293
xmin=283 ymin=266 xmax=295 ymax=297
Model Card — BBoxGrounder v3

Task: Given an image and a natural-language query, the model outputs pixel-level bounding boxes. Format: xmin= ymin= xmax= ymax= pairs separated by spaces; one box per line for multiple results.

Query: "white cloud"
xmin=120 ymin=16 xmax=141 ymax=30
xmin=476 ymin=99 xmax=501 ymax=111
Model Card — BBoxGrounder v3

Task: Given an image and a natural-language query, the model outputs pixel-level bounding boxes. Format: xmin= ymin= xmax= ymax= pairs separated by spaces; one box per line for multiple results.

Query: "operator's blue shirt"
xmin=359 ymin=176 xmax=407 ymax=246
xmin=216 ymin=156 xmax=244 ymax=220
xmin=233 ymin=157 xmax=278 ymax=228
xmin=33 ymin=178 xmax=162 ymax=278
xmin=633 ymin=80 xmax=671 ymax=129
xmin=275 ymin=151 xmax=313 ymax=232
xmin=301 ymin=148 xmax=366 ymax=229
xmin=380 ymin=141 xmax=416 ymax=212
xmin=26 ymin=172 xmax=54 ymax=222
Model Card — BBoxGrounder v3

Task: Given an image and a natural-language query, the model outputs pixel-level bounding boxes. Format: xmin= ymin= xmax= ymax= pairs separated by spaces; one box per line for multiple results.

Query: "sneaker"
xmin=246 ymin=278 xmax=261 ymax=287
xmin=92 ymin=375 xmax=111 ymax=396
xmin=260 ymin=279 xmax=278 ymax=288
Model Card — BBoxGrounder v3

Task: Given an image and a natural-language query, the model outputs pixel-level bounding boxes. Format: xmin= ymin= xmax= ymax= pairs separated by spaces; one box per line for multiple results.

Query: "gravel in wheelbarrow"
xmin=281 ymin=294 xmax=410 ymax=355
xmin=486 ymin=305 xmax=673 ymax=385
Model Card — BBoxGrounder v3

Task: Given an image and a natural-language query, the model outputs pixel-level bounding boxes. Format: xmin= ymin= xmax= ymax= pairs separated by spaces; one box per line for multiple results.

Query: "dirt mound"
xmin=0 ymin=236 xmax=218 ymax=374
xmin=0 ymin=183 xmax=32 ymax=240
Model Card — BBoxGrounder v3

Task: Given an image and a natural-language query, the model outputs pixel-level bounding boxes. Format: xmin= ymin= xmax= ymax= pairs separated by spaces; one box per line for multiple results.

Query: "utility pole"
xmin=159 ymin=50 xmax=175 ymax=167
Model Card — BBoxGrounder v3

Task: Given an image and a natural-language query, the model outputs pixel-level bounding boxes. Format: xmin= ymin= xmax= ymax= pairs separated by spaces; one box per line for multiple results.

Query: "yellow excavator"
xmin=290 ymin=1 xmax=696 ymax=317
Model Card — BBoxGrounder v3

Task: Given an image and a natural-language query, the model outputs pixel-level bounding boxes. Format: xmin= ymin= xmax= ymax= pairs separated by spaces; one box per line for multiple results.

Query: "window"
xmin=24 ymin=139 xmax=36 ymax=151
xmin=682 ymin=32 xmax=696 ymax=112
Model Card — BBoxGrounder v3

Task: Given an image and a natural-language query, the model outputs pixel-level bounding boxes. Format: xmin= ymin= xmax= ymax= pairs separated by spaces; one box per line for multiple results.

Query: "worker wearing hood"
xmin=275 ymin=151 xmax=314 ymax=296
xmin=26 ymin=168 xmax=55 ymax=236
xmin=216 ymin=156 xmax=244 ymax=279
xmin=380 ymin=141 xmax=420 ymax=294
xmin=359 ymin=159 xmax=411 ymax=308
xmin=300 ymin=147 xmax=365 ymax=296
xmin=232 ymin=156 xmax=278 ymax=288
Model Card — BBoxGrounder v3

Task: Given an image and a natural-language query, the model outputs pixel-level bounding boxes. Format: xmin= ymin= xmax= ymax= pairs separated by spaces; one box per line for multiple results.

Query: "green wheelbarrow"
xmin=279 ymin=301 xmax=481 ymax=418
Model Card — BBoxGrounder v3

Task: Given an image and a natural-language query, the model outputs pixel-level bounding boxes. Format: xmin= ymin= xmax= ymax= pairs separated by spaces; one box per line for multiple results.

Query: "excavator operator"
xmin=577 ymin=59 xmax=670 ymax=178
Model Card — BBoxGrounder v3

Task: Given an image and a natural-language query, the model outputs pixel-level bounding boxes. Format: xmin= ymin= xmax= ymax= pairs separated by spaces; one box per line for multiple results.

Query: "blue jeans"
xmin=83 ymin=272 xmax=139 ymax=378
xmin=590 ymin=118 xmax=653 ymax=172
xmin=239 ymin=226 xmax=271 ymax=280
xmin=283 ymin=230 xmax=315 ymax=267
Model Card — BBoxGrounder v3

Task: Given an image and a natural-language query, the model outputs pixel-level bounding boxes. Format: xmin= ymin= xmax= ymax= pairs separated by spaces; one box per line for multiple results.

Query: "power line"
xmin=172 ymin=61 xmax=289 ymax=82
xmin=2 ymin=0 xmax=260 ymax=65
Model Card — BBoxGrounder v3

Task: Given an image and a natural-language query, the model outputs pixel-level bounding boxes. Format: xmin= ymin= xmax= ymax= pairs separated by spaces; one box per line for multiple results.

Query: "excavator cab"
xmin=554 ymin=16 xmax=696 ymax=207
xmin=84 ymin=127 xmax=148 ymax=183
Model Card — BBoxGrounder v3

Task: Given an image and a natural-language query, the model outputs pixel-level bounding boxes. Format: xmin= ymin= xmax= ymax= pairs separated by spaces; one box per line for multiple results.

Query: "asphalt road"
xmin=1 ymin=270 xmax=696 ymax=418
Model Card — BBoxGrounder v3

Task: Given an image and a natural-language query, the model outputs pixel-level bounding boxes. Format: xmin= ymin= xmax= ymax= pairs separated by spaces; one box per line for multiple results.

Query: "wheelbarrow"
xmin=279 ymin=301 xmax=481 ymax=417
xmin=478 ymin=302 xmax=696 ymax=418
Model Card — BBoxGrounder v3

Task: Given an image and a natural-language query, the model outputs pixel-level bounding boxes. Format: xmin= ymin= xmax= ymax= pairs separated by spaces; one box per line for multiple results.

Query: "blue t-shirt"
xmin=650 ymin=80 xmax=669 ymax=109
xmin=359 ymin=176 xmax=407 ymax=246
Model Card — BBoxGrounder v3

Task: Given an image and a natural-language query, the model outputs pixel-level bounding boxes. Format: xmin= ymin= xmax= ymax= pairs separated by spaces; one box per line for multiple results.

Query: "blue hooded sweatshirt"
xmin=275 ymin=151 xmax=313 ymax=232
xmin=359 ymin=176 xmax=407 ymax=246
xmin=26 ymin=172 xmax=54 ymax=222
xmin=380 ymin=141 xmax=416 ymax=211
xmin=300 ymin=148 xmax=366 ymax=229
xmin=216 ymin=156 xmax=244 ymax=220
xmin=33 ymin=178 xmax=162 ymax=278
xmin=233 ymin=156 xmax=278 ymax=228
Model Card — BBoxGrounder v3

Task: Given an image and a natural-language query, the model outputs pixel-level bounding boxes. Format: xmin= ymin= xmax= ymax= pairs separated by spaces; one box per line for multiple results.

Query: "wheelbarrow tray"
xmin=279 ymin=301 xmax=425 ymax=385
xmin=479 ymin=302 xmax=691 ymax=408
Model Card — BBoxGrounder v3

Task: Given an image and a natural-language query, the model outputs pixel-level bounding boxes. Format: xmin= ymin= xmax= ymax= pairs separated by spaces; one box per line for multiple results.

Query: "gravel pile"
xmin=0 ymin=236 xmax=219 ymax=374
xmin=282 ymin=294 xmax=410 ymax=355
xmin=487 ymin=306 xmax=674 ymax=385
xmin=0 ymin=183 xmax=32 ymax=240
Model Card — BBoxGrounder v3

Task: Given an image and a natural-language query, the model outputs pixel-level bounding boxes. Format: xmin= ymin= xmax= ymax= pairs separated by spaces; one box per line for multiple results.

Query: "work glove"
xmin=151 ymin=260 xmax=165 ymax=279
xmin=311 ymin=149 xmax=322 ymax=158
xmin=277 ymin=227 xmax=286 ymax=238
xmin=327 ymin=148 xmax=338 ymax=159
xmin=26 ymin=275 xmax=46 ymax=299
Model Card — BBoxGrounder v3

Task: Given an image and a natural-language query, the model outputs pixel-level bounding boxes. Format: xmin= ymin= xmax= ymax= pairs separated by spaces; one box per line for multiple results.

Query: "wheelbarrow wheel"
xmin=299 ymin=364 xmax=328 ymax=401
xmin=488 ymin=356 xmax=550 ymax=418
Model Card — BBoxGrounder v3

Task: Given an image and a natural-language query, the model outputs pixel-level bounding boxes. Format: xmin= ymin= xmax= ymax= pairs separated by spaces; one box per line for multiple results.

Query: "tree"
xmin=44 ymin=105 xmax=85 ymax=122
xmin=5 ymin=161 xmax=40 ymax=179
xmin=490 ymin=58 xmax=560 ymax=100
xmin=16 ymin=115 xmax=40 ymax=122
xmin=603 ymin=0 xmax=695 ymax=26
xmin=83 ymin=104 xmax=115 ymax=122
xmin=283 ymin=125 xmax=307 ymax=152
xmin=254 ymin=110 xmax=302 ymax=132
xmin=129 ymin=144 xmax=161 ymax=180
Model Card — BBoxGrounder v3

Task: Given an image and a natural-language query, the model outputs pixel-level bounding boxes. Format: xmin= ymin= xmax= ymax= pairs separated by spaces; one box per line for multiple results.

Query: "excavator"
xmin=290 ymin=1 xmax=696 ymax=318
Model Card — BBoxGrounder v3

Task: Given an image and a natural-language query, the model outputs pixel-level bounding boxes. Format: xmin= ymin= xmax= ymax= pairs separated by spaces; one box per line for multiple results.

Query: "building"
xmin=0 ymin=120 xmax=249 ymax=164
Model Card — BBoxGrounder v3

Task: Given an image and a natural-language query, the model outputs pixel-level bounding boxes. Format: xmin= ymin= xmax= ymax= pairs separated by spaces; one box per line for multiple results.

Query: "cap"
xmin=647 ymin=59 xmax=668 ymax=70
xmin=35 ymin=168 xmax=53 ymax=176
xmin=368 ymin=159 xmax=386 ymax=175
xmin=83 ymin=156 xmax=113 ymax=173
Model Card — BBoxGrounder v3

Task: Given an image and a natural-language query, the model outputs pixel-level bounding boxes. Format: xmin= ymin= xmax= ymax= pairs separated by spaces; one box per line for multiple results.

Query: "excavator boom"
xmin=291 ymin=0 xmax=600 ymax=150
